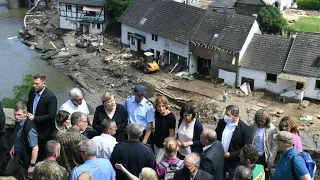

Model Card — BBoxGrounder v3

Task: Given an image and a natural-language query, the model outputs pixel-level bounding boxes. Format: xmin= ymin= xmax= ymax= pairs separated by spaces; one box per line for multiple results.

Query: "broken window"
xmin=315 ymin=80 xmax=320 ymax=89
xmin=128 ymin=32 xmax=132 ymax=40
xmin=296 ymin=83 xmax=304 ymax=90
xmin=92 ymin=23 xmax=96 ymax=28
xmin=97 ymin=24 xmax=101 ymax=29
xmin=131 ymin=38 xmax=135 ymax=45
xmin=77 ymin=6 xmax=83 ymax=12
xmin=266 ymin=73 xmax=277 ymax=83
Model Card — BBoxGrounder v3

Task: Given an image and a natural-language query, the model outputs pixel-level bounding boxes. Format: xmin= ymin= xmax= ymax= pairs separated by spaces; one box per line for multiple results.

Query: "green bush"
xmin=297 ymin=0 xmax=320 ymax=10
xmin=2 ymin=74 xmax=33 ymax=108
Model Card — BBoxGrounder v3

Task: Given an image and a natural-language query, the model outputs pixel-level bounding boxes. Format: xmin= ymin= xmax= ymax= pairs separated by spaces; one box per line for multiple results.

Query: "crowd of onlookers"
xmin=0 ymin=73 xmax=314 ymax=180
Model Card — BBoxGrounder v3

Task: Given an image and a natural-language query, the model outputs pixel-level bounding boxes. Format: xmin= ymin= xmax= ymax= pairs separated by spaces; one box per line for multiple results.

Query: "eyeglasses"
xmin=110 ymin=126 xmax=118 ymax=130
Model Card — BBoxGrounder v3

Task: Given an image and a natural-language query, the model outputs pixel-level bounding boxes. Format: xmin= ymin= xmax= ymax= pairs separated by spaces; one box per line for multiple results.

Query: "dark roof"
xmin=118 ymin=0 xmax=206 ymax=44
xmin=240 ymin=34 xmax=292 ymax=74
xmin=209 ymin=0 xmax=237 ymax=8
xmin=190 ymin=10 xmax=256 ymax=51
xmin=236 ymin=0 xmax=265 ymax=5
xmin=284 ymin=33 xmax=320 ymax=78
xmin=58 ymin=0 xmax=105 ymax=6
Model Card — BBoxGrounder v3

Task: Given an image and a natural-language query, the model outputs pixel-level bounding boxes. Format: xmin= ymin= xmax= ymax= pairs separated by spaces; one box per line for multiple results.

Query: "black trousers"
xmin=37 ymin=138 xmax=48 ymax=162
xmin=256 ymin=154 xmax=271 ymax=180
xmin=0 ymin=133 xmax=6 ymax=169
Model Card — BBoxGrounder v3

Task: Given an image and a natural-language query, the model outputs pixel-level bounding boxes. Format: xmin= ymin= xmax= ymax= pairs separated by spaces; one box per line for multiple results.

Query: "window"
xmin=296 ymin=83 xmax=304 ymax=90
xmin=97 ymin=23 xmax=101 ymax=29
xmin=66 ymin=5 xmax=72 ymax=10
xmin=152 ymin=34 xmax=158 ymax=41
xmin=92 ymin=23 xmax=96 ymax=28
xmin=131 ymin=38 xmax=135 ymax=45
xmin=77 ymin=6 xmax=83 ymax=11
xmin=315 ymin=80 xmax=320 ymax=89
xmin=128 ymin=32 xmax=132 ymax=40
xmin=266 ymin=73 xmax=277 ymax=83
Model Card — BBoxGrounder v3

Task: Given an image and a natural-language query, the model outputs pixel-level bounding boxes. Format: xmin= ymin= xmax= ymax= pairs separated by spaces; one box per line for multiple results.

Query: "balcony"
xmin=82 ymin=16 xmax=100 ymax=23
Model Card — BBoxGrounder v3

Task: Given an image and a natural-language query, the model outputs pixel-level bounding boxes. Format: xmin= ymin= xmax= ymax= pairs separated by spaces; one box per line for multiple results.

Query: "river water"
xmin=0 ymin=6 xmax=77 ymax=107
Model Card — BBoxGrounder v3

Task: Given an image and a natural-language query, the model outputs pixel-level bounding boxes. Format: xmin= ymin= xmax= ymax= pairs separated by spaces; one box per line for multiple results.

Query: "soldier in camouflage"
xmin=33 ymin=140 xmax=68 ymax=180
xmin=55 ymin=112 xmax=87 ymax=173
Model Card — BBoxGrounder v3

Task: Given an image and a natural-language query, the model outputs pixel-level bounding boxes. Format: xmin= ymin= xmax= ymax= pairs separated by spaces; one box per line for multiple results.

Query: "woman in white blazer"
xmin=249 ymin=109 xmax=278 ymax=180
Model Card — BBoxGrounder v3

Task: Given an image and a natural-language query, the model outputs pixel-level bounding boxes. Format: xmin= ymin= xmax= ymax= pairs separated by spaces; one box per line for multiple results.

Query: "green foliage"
xmin=290 ymin=16 xmax=320 ymax=32
xmin=297 ymin=0 xmax=320 ymax=10
xmin=2 ymin=74 xmax=33 ymax=108
xmin=106 ymin=0 xmax=131 ymax=20
xmin=258 ymin=5 xmax=288 ymax=34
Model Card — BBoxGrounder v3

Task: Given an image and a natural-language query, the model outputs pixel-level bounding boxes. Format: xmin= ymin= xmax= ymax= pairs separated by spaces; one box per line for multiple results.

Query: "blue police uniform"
xmin=124 ymin=96 xmax=155 ymax=130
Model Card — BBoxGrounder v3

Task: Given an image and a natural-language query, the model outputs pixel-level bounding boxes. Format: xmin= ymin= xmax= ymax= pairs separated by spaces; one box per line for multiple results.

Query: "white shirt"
xmin=254 ymin=128 xmax=265 ymax=155
xmin=203 ymin=144 xmax=213 ymax=151
xmin=223 ymin=92 xmax=228 ymax=97
xmin=178 ymin=119 xmax=195 ymax=156
xmin=60 ymin=99 xmax=89 ymax=115
xmin=221 ymin=120 xmax=239 ymax=153
xmin=92 ymin=133 xmax=118 ymax=159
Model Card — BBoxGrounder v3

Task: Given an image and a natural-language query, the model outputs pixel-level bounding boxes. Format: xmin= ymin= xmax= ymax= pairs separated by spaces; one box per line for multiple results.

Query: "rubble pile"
xmin=284 ymin=9 xmax=320 ymax=16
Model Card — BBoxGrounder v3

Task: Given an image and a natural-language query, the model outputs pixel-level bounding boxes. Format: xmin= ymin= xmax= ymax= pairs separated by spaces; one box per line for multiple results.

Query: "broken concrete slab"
xmin=63 ymin=33 xmax=76 ymax=47
xmin=306 ymin=115 xmax=313 ymax=121
xmin=300 ymin=100 xmax=310 ymax=108
xmin=277 ymin=109 xmax=284 ymax=114
xmin=257 ymin=102 xmax=268 ymax=108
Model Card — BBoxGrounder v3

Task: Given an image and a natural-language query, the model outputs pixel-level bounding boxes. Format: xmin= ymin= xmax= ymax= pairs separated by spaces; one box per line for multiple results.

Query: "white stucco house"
xmin=58 ymin=0 xmax=107 ymax=34
xmin=174 ymin=0 xmax=200 ymax=6
xmin=188 ymin=11 xmax=261 ymax=86
xmin=118 ymin=0 xmax=206 ymax=71
xmin=239 ymin=32 xmax=320 ymax=101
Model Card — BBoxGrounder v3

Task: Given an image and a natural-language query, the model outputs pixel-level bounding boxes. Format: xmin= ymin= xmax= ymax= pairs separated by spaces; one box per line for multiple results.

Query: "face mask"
xmin=224 ymin=115 xmax=232 ymax=123
xmin=182 ymin=167 xmax=191 ymax=176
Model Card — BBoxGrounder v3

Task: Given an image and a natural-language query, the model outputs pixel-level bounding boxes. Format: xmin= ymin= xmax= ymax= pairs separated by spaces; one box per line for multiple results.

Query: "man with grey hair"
xmin=235 ymin=165 xmax=253 ymax=180
xmin=33 ymin=140 xmax=68 ymax=180
xmin=55 ymin=112 xmax=87 ymax=173
xmin=60 ymin=88 xmax=91 ymax=137
xmin=200 ymin=129 xmax=225 ymax=180
xmin=173 ymin=153 xmax=213 ymax=180
xmin=110 ymin=123 xmax=155 ymax=180
xmin=71 ymin=139 xmax=115 ymax=180
xmin=216 ymin=105 xmax=251 ymax=180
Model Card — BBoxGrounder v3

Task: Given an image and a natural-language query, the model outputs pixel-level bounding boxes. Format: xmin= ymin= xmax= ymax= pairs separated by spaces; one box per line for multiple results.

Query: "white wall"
xmin=219 ymin=69 xmax=236 ymax=86
xmin=238 ymin=68 xmax=296 ymax=93
xmin=189 ymin=54 xmax=197 ymax=74
xmin=239 ymin=21 xmax=261 ymax=62
xmin=304 ymin=77 xmax=320 ymax=100
xmin=121 ymin=24 xmax=188 ymax=58
xmin=59 ymin=3 xmax=106 ymax=32
xmin=174 ymin=0 xmax=199 ymax=5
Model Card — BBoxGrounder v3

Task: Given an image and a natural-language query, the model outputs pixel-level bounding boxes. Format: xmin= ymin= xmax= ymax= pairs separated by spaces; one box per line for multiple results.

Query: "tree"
xmin=106 ymin=0 xmax=131 ymax=21
xmin=2 ymin=74 xmax=33 ymax=108
xmin=258 ymin=5 xmax=288 ymax=35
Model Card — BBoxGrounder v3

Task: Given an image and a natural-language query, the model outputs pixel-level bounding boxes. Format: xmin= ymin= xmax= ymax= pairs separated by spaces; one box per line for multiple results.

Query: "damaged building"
xmin=58 ymin=0 xmax=108 ymax=34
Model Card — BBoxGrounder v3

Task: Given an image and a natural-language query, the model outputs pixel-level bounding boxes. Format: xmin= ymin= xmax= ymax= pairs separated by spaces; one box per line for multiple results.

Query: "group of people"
xmin=0 ymin=73 xmax=313 ymax=180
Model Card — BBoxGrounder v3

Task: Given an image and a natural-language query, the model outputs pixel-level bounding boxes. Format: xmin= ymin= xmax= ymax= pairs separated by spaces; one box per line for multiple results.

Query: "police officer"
xmin=124 ymin=84 xmax=154 ymax=145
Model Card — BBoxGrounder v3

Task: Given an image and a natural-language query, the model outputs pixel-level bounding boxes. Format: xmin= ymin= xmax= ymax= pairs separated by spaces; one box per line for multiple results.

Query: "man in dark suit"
xmin=27 ymin=74 xmax=57 ymax=161
xmin=0 ymin=101 xmax=8 ymax=176
xmin=200 ymin=129 xmax=224 ymax=180
xmin=173 ymin=153 xmax=214 ymax=180
xmin=110 ymin=122 xmax=155 ymax=180
xmin=215 ymin=105 xmax=251 ymax=180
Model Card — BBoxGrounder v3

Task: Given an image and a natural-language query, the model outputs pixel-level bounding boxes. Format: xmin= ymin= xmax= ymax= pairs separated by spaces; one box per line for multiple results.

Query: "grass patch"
xmin=290 ymin=16 xmax=320 ymax=32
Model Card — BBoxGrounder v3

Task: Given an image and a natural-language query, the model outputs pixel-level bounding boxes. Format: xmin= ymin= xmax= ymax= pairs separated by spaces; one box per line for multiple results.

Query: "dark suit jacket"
xmin=27 ymin=87 xmax=57 ymax=139
xmin=200 ymin=141 xmax=225 ymax=180
xmin=215 ymin=119 xmax=251 ymax=167
xmin=0 ymin=102 xmax=5 ymax=135
xmin=173 ymin=168 xmax=214 ymax=180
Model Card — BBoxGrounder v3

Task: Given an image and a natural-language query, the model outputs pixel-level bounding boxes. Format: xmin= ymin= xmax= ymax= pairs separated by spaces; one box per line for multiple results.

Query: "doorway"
xmin=241 ymin=77 xmax=255 ymax=91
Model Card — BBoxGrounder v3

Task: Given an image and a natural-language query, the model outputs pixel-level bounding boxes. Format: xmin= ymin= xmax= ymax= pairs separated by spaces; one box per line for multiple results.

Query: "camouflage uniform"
xmin=33 ymin=159 xmax=68 ymax=180
xmin=55 ymin=128 xmax=87 ymax=173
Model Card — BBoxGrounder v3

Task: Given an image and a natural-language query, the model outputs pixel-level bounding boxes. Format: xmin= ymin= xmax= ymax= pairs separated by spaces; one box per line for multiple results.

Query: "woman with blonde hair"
xmin=93 ymin=92 xmax=127 ymax=141
xmin=249 ymin=109 xmax=277 ymax=180
xmin=115 ymin=164 xmax=158 ymax=180
xmin=278 ymin=116 xmax=302 ymax=152
xmin=153 ymin=96 xmax=176 ymax=163
xmin=156 ymin=137 xmax=184 ymax=179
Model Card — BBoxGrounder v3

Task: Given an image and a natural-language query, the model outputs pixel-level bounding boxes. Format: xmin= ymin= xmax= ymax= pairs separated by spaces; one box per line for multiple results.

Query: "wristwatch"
xmin=30 ymin=163 xmax=35 ymax=167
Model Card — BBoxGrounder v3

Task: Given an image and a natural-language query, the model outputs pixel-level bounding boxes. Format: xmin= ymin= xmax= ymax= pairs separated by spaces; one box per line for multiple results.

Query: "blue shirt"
xmin=273 ymin=147 xmax=309 ymax=180
xmin=71 ymin=158 xmax=115 ymax=180
xmin=124 ymin=96 xmax=155 ymax=130
xmin=14 ymin=119 xmax=38 ymax=154
xmin=32 ymin=87 xmax=45 ymax=115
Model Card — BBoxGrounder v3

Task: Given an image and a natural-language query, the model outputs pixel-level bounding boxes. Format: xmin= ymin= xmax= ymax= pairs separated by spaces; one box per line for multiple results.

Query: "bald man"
xmin=173 ymin=153 xmax=213 ymax=180
xmin=200 ymin=129 xmax=225 ymax=180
